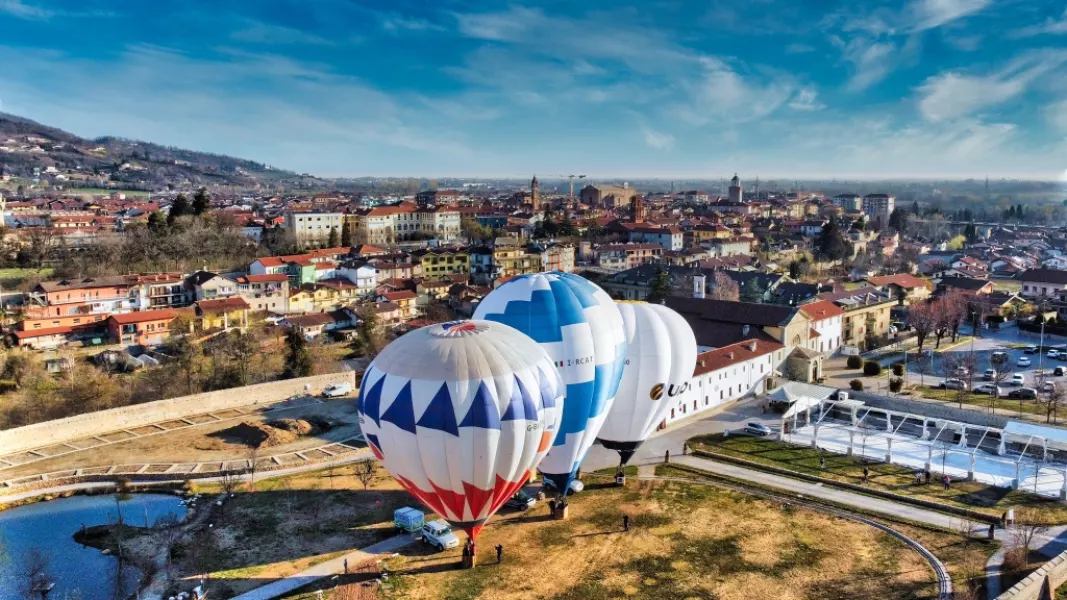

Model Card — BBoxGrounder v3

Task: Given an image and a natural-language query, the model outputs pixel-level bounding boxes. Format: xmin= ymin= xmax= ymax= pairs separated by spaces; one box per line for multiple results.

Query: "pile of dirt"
xmin=267 ymin=417 xmax=335 ymax=436
xmin=212 ymin=422 xmax=297 ymax=448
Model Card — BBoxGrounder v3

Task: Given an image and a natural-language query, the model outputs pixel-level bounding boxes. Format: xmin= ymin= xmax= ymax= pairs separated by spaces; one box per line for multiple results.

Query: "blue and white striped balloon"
xmin=473 ymin=272 xmax=627 ymax=496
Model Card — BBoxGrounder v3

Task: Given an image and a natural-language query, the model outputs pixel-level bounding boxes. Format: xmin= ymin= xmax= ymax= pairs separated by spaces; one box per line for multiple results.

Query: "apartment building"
xmin=350 ymin=202 xmax=461 ymax=246
xmin=596 ymin=244 xmax=663 ymax=272
xmin=285 ymin=212 xmax=345 ymax=247
xmin=816 ymin=287 xmax=895 ymax=350
xmin=862 ymin=194 xmax=896 ymax=223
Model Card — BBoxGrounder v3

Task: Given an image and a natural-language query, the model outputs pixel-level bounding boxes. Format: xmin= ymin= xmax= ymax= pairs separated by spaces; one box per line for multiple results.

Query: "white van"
xmin=322 ymin=382 xmax=353 ymax=397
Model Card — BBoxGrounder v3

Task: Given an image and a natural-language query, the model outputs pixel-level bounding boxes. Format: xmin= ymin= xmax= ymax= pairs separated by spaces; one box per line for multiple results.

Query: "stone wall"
xmin=850 ymin=391 xmax=1010 ymax=429
xmin=0 ymin=372 xmax=356 ymax=456
xmin=998 ymin=548 xmax=1067 ymax=600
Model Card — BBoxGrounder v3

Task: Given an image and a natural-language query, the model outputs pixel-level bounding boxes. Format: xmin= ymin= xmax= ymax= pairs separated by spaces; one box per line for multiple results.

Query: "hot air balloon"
xmin=597 ymin=302 xmax=698 ymax=478
xmin=356 ymin=320 xmax=564 ymax=566
xmin=473 ymin=272 xmax=626 ymax=515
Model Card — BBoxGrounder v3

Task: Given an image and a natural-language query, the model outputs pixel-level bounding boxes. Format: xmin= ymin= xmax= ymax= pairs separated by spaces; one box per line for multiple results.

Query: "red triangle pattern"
xmin=462 ymin=480 xmax=495 ymax=519
xmin=394 ymin=474 xmax=447 ymax=518
xmin=430 ymin=480 xmax=468 ymax=521
xmin=392 ymin=471 xmax=535 ymax=536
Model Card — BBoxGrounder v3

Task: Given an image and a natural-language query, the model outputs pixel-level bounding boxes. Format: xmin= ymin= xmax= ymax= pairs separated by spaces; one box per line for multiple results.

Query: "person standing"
xmin=344 ymin=558 xmax=348 ymax=574
xmin=862 ymin=465 xmax=869 ymax=483
xmin=496 ymin=544 xmax=503 ymax=564
xmin=623 ymin=515 xmax=630 ymax=531
xmin=665 ymin=449 xmax=671 ymax=463
xmin=820 ymin=456 xmax=825 ymax=470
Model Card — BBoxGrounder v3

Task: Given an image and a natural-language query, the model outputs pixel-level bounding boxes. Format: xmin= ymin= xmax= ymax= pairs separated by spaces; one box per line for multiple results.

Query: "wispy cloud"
xmin=917 ymin=50 xmax=1067 ymax=122
xmin=1010 ymin=8 xmax=1067 ymax=38
xmin=834 ymin=37 xmax=897 ymax=91
xmin=642 ymin=127 xmax=675 ymax=150
xmin=0 ymin=0 xmax=113 ymax=20
xmin=379 ymin=13 xmax=444 ymax=33
xmin=906 ymin=0 xmax=991 ymax=32
xmin=230 ymin=20 xmax=335 ymax=46
xmin=789 ymin=88 xmax=825 ymax=111
xmin=785 ymin=43 xmax=814 ymax=54
xmin=675 ymin=58 xmax=794 ymax=124
xmin=1047 ymin=99 xmax=1067 ymax=134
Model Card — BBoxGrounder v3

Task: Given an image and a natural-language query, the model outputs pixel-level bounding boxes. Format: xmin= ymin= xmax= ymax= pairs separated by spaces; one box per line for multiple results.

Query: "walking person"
xmin=862 ymin=465 xmax=869 ymax=483
xmin=344 ymin=558 xmax=348 ymax=574
xmin=665 ymin=449 xmax=670 ymax=464
xmin=623 ymin=514 xmax=630 ymax=531
xmin=915 ymin=471 xmax=922 ymax=486
xmin=496 ymin=544 xmax=503 ymax=564
xmin=820 ymin=456 xmax=825 ymax=470
xmin=943 ymin=474 xmax=951 ymax=490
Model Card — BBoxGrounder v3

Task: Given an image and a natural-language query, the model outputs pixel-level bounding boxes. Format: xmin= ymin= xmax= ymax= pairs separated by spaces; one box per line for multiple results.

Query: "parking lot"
xmin=903 ymin=342 xmax=1067 ymax=394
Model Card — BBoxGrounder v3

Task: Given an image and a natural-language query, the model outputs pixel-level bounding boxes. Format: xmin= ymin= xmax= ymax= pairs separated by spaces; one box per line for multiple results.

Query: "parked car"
xmin=940 ymin=379 xmax=969 ymax=390
xmin=505 ymin=491 xmax=536 ymax=511
xmin=1008 ymin=388 xmax=1038 ymax=400
xmin=1010 ymin=374 xmax=1026 ymax=386
xmin=1049 ymin=349 xmax=1060 ymax=359
xmin=1017 ymin=356 xmax=1032 ymax=367
xmin=744 ymin=422 xmax=773 ymax=436
xmin=421 ymin=520 xmax=461 ymax=551
xmin=888 ymin=325 xmax=898 ymax=335
xmin=1025 ymin=345 xmax=1039 ymax=354
xmin=983 ymin=369 xmax=997 ymax=381
xmin=322 ymin=382 xmax=354 ymax=397
xmin=974 ymin=383 xmax=1001 ymax=396
xmin=1056 ymin=366 xmax=1067 ymax=377
xmin=1042 ymin=382 xmax=1057 ymax=393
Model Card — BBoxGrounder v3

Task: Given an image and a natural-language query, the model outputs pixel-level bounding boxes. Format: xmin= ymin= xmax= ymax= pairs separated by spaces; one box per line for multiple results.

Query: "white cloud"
xmin=0 ymin=0 xmax=50 ymax=19
xmin=642 ymin=127 xmax=675 ymax=150
xmin=679 ymin=58 xmax=793 ymax=123
xmin=230 ymin=21 xmax=335 ymax=45
xmin=785 ymin=43 xmax=814 ymax=54
xmin=917 ymin=51 xmax=1067 ymax=122
xmin=789 ymin=88 xmax=825 ymax=111
xmin=1010 ymin=8 xmax=1067 ymax=38
xmin=906 ymin=0 xmax=991 ymax=32
xmin=1047 ymin=100 xmax=1067 ymax=134
xmin=379 ymin=14 xmax=445 ymax=33
xmin=836 ymin=38 xmax=897 ymax=91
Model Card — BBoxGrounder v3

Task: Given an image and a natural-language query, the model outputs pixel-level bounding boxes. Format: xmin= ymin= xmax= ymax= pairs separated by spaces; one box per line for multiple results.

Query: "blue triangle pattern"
xmin=501 ymin=376 xmax=538 ymax=421
xmin=459 ymin=381 xmax=501 ymax=430
xmin=380 ymin=381 xmax=417 ymax=434
xmin=417 ymin=383 xmax=459 ymax=436
xmin=537 ymin=367 xmax=557 ymax=409
xmin=362 ymin=373 xmax=386 ymax=426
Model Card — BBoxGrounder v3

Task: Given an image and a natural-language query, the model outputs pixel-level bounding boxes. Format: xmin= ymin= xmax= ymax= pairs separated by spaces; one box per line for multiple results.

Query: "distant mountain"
xmin=0 ymin=113 xmax=325 ymax=191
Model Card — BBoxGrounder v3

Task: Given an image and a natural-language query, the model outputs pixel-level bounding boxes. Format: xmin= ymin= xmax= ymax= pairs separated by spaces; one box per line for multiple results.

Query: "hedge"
xmin=846 ymin=355 xmax=862 ymax=369
xmin=863 ymin=361 xmax=883 ymax=376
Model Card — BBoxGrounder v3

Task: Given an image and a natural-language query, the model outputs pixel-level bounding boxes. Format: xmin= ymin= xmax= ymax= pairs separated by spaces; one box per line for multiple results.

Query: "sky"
xmin=1 ymin=0 xmax=1067 ymax=180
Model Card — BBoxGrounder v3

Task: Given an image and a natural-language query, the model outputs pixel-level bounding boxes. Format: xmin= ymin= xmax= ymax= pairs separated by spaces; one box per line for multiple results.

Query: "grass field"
xmin=688 ymin=433 xmax=1067 ymax=524
xmin=0 ymin=266 xmax=53 ymax=286
xmin=378 ymin=473 xmax=951 ymax=600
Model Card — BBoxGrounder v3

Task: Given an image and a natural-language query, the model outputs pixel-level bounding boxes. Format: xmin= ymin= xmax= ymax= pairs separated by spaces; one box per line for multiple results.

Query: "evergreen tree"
xmin=340 ymin=219 xmax=353 ymax=247
xmin=168 ymin=193 xmax=190 ymax=225
xmin=816 ymin=219 xmax=850 ymax=261
xmin=327 ymin=226 xmax=339 ymax=248
xmin=192 ymin=187 xmax=211 ymax=215
xmin=147 ymin=211 xmax=166 ymax=233
xmin=888 ymin=208 xmax=907 ymax=233
xmin=282 ymin=328 xmax=314 ymax=379
xmin=911 ymin=200 xmax=920 ymax=215
xmin=647 ymin=267 xmax=671 ymax=304
xmin=353 ymin=306 xmax=388 ymax=360
xmin=963 ymin=223 xmax=977 ymax=243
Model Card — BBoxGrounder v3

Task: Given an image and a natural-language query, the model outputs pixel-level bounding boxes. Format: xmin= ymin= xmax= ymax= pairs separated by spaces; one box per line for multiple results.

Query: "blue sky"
xmin=1 ymin=0 xmax=1067 ymax=180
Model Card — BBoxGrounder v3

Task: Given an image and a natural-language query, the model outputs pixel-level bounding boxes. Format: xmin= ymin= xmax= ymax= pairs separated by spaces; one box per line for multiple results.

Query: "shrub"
xmin=863 ymin=361 xmax=883 ymax=376
xmin=891 ymin=363 xmax=905 ymax=376
xmin=846 ymin=355 xmax=862 ymax=369
xmin=849 ymin=379 xmax=864 ymax=391
xmin=889 ymin=377 xmax=904 ymax=393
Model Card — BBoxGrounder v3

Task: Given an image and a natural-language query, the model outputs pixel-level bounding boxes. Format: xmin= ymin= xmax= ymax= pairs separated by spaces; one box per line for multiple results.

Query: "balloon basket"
xmin=552 ymin=504 xmax=570 ymax=520
xmin=462 ymin=554 xmax=477 ymax=569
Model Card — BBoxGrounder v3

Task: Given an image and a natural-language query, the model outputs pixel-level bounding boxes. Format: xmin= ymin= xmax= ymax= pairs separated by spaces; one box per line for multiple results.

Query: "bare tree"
xmin=913 ymin=351 xmax=933 ymax=388
xmin=953 ymin=516 xmax=983 ymax=548
xmin=1006 ymin=509 xmax=1050 ymax=571
xmin=709 ymin=271 xmax=740 ymax=301
xmin=1037 ymin=382 xmax=1067 ymax=424
xmin=153 ymin=511 xmax=182 ymax=568
xmin=219 ymin=468 xmax=241 ymax=499
xmin=355 ymin=460 xmax=378 ymax=490
xmin=940 ymin=352 xmax=976 ymax=408
xmin=245 ymin=445 xmax=260 ymax=492
xmin=989 ymin=351 xmax=1012 ymax=415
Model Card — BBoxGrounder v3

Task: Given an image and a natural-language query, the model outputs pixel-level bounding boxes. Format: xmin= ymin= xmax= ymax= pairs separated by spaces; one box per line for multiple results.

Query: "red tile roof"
xmin=382 ymin=290 xmax=417 ymax=301
xmin=692 ymin=339 xmax=783 ymax=376
xmin=798 ymin=299 xmax=846 ymax=321
xmin=867 ymin=274 xmax=932 ymax=290
xmin=110 ymin=309 xmax=178 ymax=324
xmin=242 ymin=273 xmax=289 ymax=283
xmin=196 ymin=297 xmax=251 ymax=312
xmin=14 ymin=325 xmax=76 ymax=339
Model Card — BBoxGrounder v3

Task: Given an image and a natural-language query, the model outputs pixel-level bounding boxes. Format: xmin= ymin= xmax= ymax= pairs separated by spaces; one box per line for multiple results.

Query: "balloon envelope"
xmin=356 ymin=320 xmax=564 ymax=541
xmin=597 ymin=302 xmax=698 ymax=464
xmin=473 ymin=272 xmax=626 ymax=493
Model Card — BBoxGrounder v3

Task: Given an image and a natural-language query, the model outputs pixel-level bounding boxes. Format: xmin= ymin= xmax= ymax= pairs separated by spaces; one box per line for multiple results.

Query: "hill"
xmin=0 ymin=112 xmax=324 ymax=191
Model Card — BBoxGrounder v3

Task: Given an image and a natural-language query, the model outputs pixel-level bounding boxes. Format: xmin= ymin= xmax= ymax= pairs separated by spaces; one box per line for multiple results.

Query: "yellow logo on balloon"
xmin=650 ymin=383 xmax=664 ymax=401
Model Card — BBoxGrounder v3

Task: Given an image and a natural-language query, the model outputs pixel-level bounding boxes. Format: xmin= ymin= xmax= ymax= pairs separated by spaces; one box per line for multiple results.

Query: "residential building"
xmin=816 ymin=287 xmax=895 ymax=350
xmin=833 ymin=193 xmax=863 ymax=212
xmin=664 ymin=339 xmax=781 ymax=426
xmin=415 ymin=190 xmax=462 ymax=207
xmin=336 ymin=261 xmax=379 ymax=297
xmin=862 ymin=194 xmax=896 ymax=223
xmin=285 ymin=211 xmax=345 ymax=247
xmin=108 ymin=309 xmax=177 ymax=346
xmin=235 ymin=273 xmax=289 ymax=313
xmin=378 ymin=290 xmax=418 ymax=321
xmin=23 ymin=275 xmax=133 ymax=331
xmin=798 ymin=300 xmax=845 ymax=355
xmin=579 ymin=184 xmax=638 ymax=209
xmin=195 ymin=297 xmax=250 ymax=331
xmin=129 ymin=273 xmax=192 ymax=310
xmin=1019 ymin=269 xmax=1067 ymax=298
xmin=412 ymin=247 xmax=470 ymax=277
xmin=350 ymin=202 xmax=462 ymax=245
xmin=597 ymin=244 xmax=663 ymax=272
xmin=284 ymin=310 xmax=356 ymax=340
xmin=539 ymin=243 xmax=576 ymax=273
xmin=187 ymin=271 xmax=238 ymax=301
xmin=625 ymin=225 xmax=684 ymax=251
xmin=864 ymin=274 xmax=933 ymax=305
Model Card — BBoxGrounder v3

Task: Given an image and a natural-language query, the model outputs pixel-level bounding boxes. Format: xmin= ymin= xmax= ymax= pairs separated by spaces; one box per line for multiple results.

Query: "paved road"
xmin=229 ymin=535 xmax=413 ymax=600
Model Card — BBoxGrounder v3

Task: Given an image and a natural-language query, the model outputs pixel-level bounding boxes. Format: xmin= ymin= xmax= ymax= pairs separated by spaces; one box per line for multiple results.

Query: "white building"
xmin=285 ymin=212 xmax=344 ymax=246
xmin=353 ymin=202 xmax=461 ymax=246
xmin=799 ymin=300 xmax=845 ymax=356
xmin=664 ymin=339 xmax=784 ymax=426
xmin=862 ymin=194 xmax=896 ymax=223
xmin=833 ymin=193 xmax=863 ymax=212
xmin=336 ymin=262 xmax=379 ymax=297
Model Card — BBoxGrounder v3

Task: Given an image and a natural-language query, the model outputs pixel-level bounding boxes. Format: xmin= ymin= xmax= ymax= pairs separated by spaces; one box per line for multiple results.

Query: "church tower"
xmin=728 ymin=173 xmax=743 ymax=203
xmin=531 ymin=175 xmax=540 ymax=208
